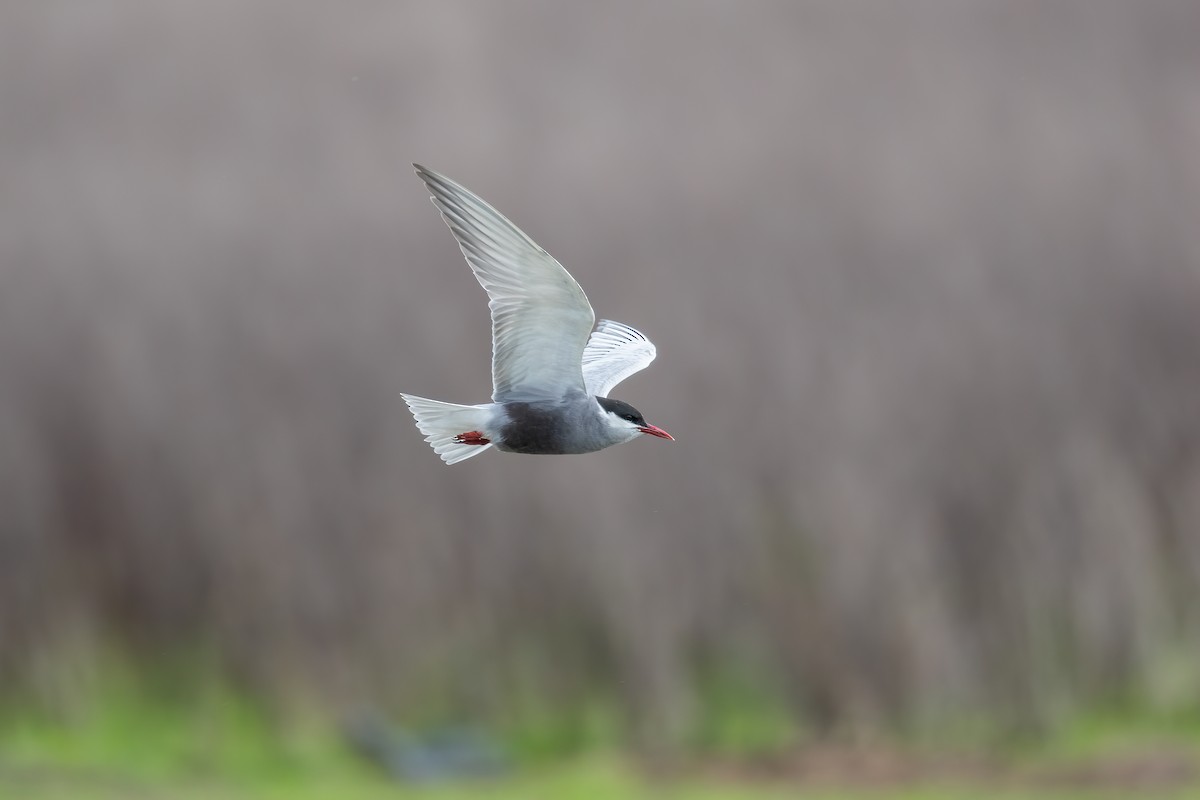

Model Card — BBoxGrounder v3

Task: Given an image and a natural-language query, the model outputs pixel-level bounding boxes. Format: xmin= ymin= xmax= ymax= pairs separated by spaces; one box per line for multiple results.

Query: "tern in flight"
xmin=401 ymin=165 xmax=673 ymax=465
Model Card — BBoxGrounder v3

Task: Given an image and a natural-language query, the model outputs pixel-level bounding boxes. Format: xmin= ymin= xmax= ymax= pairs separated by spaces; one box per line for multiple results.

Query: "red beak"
xmin=638 ymin=424 xmax=675 ymax=441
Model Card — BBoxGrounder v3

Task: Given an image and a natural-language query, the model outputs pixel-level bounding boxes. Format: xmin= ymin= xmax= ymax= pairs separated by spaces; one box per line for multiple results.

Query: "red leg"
xmin=453 ymin=431 xmax=491 ymax=445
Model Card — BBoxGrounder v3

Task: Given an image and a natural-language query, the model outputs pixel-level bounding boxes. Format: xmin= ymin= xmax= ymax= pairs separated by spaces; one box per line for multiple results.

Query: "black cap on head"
xmin=596 ymin=396 xmax=646 ymax=427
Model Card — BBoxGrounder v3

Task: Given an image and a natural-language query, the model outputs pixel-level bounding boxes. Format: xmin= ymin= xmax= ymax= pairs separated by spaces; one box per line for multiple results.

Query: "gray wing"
xmin=581 ymin=320 xmax=657 ymax=398
xmin=415 ymin=165 xmax=595 ymax=402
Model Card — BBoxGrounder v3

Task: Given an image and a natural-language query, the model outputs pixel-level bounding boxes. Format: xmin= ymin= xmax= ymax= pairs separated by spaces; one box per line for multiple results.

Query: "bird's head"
xmin=596 ymin=397 xmax=674 ymax=443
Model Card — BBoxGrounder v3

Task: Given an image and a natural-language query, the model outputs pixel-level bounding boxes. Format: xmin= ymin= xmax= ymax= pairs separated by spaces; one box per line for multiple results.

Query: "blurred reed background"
xmin=2 ymin=0 xmax=1199 ymax=755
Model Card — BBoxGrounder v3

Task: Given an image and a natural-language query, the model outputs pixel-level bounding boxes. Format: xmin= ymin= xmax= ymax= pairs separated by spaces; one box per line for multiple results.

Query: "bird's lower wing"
xmin=581 ymin=320 xmax=657 ymax=398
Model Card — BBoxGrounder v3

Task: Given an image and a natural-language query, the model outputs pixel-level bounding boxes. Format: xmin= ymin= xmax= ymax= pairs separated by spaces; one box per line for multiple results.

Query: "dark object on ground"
xmin=343 ymin=714 xmax=509 ymax=783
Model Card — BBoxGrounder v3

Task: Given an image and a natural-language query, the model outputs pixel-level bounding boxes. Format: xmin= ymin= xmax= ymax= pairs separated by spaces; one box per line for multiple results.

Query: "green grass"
xmin=6 ymin=755 xmax=1200 ymax=800
xmin=3 ymin=663 xmax=1200 ymax=800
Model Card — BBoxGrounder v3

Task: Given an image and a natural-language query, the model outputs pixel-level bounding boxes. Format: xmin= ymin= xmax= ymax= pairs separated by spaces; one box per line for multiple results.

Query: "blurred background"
xmin=3 ymin=1 xmax=1200 ymax=795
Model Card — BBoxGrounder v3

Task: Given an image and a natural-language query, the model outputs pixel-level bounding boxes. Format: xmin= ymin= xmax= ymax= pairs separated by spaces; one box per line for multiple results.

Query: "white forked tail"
xmin=400 ymin=394 xmax=495 ymax=465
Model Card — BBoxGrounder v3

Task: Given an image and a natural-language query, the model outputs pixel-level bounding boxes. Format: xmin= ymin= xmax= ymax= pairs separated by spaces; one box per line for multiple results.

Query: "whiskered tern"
xmin=401 ymin=165 xmax=673 ymax=465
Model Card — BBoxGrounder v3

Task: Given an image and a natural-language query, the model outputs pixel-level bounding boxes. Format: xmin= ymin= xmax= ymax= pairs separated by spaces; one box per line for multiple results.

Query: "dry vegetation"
xmin=1 ymin=2 xmax=1199 ymax=749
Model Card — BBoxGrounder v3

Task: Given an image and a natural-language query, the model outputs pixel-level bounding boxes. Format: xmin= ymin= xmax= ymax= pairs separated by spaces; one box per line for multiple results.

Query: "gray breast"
xmin=497 ymin=394 xmax=610 ymax=455
xmin=497 ymin=401 xmax=575 ymax=454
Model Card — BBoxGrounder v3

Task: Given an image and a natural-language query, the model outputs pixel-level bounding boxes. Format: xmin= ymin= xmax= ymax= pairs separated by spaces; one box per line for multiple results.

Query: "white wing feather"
xmin=414 ymin=165 xmax=595 ymax=402
xmin=581 ymin=320 xmax=657 ymax=398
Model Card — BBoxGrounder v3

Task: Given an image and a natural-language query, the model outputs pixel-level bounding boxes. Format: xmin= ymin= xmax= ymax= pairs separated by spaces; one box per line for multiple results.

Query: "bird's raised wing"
xmin=581 ymin=320 xmax=657 ymax=398
xmin=415 ymin=165 xmax=595 ymax=402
